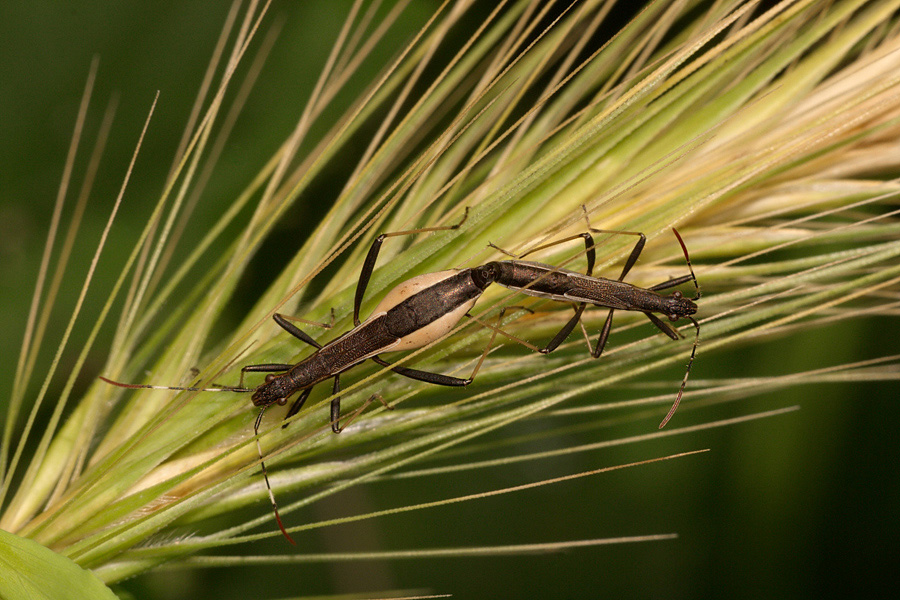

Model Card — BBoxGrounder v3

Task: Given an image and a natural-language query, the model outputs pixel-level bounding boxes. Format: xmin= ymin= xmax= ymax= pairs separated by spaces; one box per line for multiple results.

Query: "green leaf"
xmin=0 ymin=530 xmax=118 ymax=600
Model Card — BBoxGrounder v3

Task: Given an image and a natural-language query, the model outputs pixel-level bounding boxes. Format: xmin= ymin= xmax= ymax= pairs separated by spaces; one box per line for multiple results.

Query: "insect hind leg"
xmin=354 ymin=208 xmax=469 ymax=327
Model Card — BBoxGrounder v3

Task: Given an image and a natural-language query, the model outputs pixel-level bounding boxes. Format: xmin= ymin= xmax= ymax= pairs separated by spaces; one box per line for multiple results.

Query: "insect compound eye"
xmin=277 ymin=397 xmax=288 ymax=406
xmin=673 ymin=291 xmax=683 ymax=299
xmin=668 ymin=313 xmax=679 ymax=322
xmin=265 ymin=374 xmax=277 ymax=383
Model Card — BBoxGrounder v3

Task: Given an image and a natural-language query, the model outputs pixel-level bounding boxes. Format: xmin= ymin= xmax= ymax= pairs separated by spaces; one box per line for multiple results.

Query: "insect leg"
xmin=237 ymin=364 xmax=295 ymax=389
xmin=354 ymin=208 xmax=469 ymax=326
xmin=491 ymin=233 xmax=596 ymax=353
xmin=581 ymin=205 xmax=647 ymax=280
xmin=464 ymin=307 xmax=540 ymax=353
xmin=648 ymin=274 xmax=695 ymax=292
xmin=329 ymin=376 xmax=342 ymax=433
xmin=591 ymin=308 xmax=615 ymax=358
xmin=539 ymin=304 xmax=587 ymax=354
xmin=533 ymin=233 xmax=594 ymax=354
xmin=332 ymin=393 xmax=391 ymax=433
xmin=274 ymin=308 xmax=336 ymax=330
xmin=581 ymin=209 xmax=648 ymax=357
xmin=369 ymin=355 xmax=473 ymax=386
xmin=238 ymin=313 xmax=325 ymax=387
xmin=281 ymin=387 xmax=315 ymax=428
xmin=512 ymin=232 xmax=598 ymax=275
xmin=645 ymin=312 xmax=682 ymax=340
xmin=273 ymin=313 xmax=324 ymax=349
xmin=322 ymin=370 xmax=394 ymax=433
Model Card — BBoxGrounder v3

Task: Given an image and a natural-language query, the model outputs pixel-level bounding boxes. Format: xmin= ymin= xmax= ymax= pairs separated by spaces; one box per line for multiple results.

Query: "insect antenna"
xmin=671 ymin=228 xmax=701 ymax=300
xmin=98 ymin=376 xmax=253 ymax=393
xmin=658 ymin=315 xmax=699 ymax=429
xmin=658 ymin=228 xmax=701 ymax=429
xmin=254 ymin=406 xmax=296 ymax=545
xmin=100 ymin=375 xmax=296 ymax=544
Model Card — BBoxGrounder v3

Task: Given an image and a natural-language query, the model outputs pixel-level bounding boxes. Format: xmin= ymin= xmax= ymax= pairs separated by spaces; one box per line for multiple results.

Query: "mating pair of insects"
xmin=103 ymin=209 xmax=700 ymax=543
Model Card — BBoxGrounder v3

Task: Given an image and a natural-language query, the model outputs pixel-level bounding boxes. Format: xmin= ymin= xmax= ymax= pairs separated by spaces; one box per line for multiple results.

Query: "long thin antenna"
xmin=254 ymin=407 xmax=296 ymax=545
xmin=659 ymin=228 xmax=701 ymax=428
xmin=98 ymin=376 xmax=253 ymax=393
xmin=101 ymin=375 xmax=296 ymax=543
xmin=672 ymin=228 xmax=701 ymax=300
xmin=659 ymin=316 xmax=700 ymax=429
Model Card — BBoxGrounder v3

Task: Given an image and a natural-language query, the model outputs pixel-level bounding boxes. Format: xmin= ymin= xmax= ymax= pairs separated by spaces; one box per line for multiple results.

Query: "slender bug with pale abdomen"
xmin=102 ymin=210 xmax=516 ymax=543
xmin=488 ymin=219 xmax=700 ymax=428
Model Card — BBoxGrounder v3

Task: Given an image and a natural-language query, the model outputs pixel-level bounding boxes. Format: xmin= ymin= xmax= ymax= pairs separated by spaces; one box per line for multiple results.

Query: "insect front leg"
xmin=332 ymin=393 xmax=392 ymax=433
xmin=272 ymin=313 xmax=325 ymax=348
xmin=323 ymin=371 xmax=395 ymax=434
xmin=237 ymin=363 xmax=295 ymax=388
xmin=240 ymin=313 xmax=327 ymax=388
xmin=645 ymin=312 xmax=682 ymax=340
xmin=274 ymin=308 xmax=336 ymax=331
xmin=648 ymin=274 xmax=695 ymax=292
xmin=282 ymin=387 xmax=315 ymax=428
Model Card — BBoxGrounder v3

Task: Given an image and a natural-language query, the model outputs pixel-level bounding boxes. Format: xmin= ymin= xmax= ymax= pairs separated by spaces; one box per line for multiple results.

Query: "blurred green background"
xmin=1 ymin=1 xmax=898 ymax=598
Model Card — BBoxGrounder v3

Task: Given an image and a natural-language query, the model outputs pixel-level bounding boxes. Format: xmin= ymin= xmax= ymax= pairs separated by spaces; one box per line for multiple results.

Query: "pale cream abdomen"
xmin=366 ymin=269 xmax=477 ymax=351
